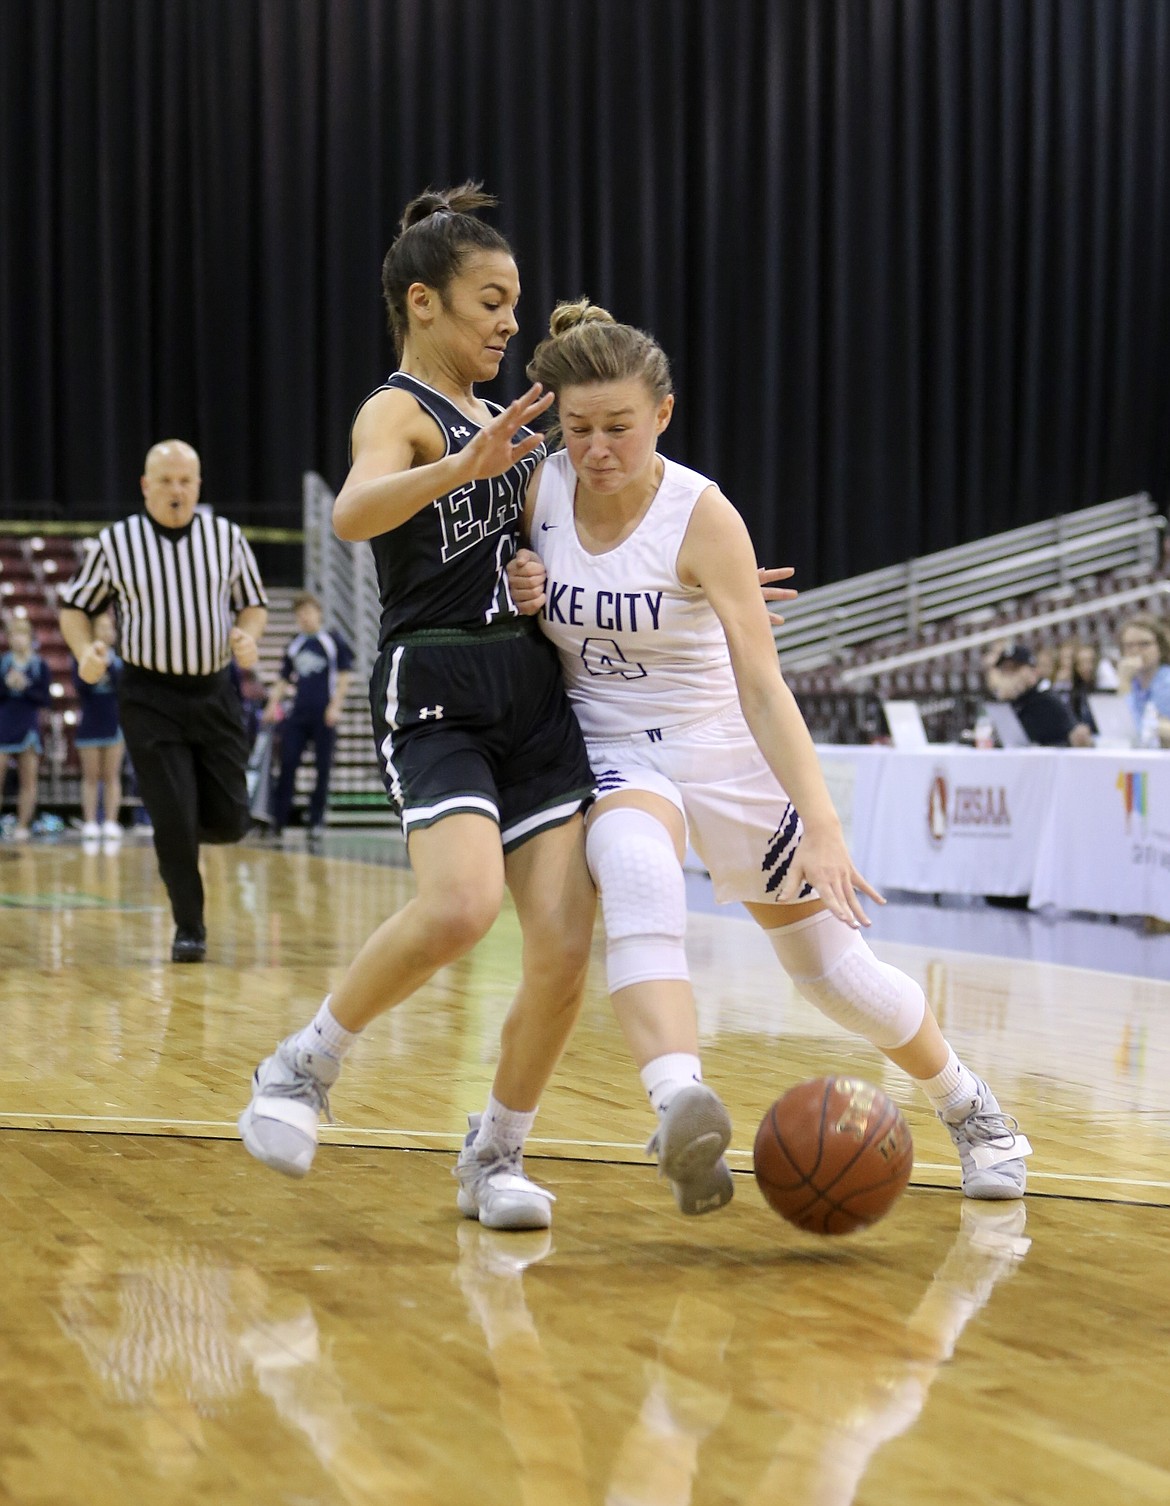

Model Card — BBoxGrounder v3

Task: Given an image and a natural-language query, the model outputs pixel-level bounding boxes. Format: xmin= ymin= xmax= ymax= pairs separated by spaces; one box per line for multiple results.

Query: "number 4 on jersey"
xmin=581 ymin=637 xmax=647 ymax=680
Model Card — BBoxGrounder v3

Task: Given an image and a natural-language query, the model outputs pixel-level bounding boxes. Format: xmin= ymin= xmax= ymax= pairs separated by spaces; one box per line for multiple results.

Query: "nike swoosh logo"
xmin=540 ymin=522 xmax=556 ymax=531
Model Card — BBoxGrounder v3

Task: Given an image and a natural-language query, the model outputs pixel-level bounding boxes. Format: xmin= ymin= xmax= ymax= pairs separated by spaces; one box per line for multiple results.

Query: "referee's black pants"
xmin=119 ymin=665 xmax=251 ymax=934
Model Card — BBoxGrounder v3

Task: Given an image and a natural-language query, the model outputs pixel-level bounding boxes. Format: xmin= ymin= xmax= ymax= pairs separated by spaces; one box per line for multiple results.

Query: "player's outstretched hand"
xmin=77 ymin=640 xmax=109 ymax=685
xmin=230 ymin=627 xmax=258 ymax=670
xmin=759 ymin=566 xmax=798 ymax=627
xmin=461 ymin=384 xmax=555 ymax=483
xmin=777 ymin=825 xmax=885 ymax=929
xmin=508 ymin=548 xmax=547 ymax=615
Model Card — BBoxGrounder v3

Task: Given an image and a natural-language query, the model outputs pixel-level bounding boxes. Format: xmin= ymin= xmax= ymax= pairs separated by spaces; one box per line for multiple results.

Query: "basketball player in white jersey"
xmin=510 ymin=299 xmax=1031 ymax=1213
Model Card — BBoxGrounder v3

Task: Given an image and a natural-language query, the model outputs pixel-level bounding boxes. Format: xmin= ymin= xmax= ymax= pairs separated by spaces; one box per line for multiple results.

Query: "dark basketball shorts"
xmin=369 ymin=621 xmax=595 ymax=852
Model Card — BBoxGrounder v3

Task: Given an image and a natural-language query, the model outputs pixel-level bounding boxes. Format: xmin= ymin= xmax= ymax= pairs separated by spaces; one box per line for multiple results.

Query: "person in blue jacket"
xmin=263 ymin=592 xmax=354 ymax=839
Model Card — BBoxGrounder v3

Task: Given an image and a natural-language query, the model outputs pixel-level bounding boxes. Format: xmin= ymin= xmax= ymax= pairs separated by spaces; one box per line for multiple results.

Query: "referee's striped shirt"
xmin=58 ymin=510 xmax=268 ymax=677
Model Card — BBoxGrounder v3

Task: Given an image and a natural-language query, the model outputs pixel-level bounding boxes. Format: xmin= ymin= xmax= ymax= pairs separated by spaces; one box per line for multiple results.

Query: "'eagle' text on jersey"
xmin=543 ymin=581 xmax=664 ymax=632
xmin=432 ymin=471 xmax=525 ymax=563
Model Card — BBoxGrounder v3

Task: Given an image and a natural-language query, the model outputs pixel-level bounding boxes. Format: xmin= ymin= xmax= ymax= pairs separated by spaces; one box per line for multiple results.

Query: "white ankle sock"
xmin=640 ymin=1053 xmax=703 ymax=1116
xmin=918 ymin=1047 xmax=980 ymax=1118
xmin=295 ymin=997 xmax=359 ymax=1063
xmin=475 ymin=1096 xmax=537 ymax=1158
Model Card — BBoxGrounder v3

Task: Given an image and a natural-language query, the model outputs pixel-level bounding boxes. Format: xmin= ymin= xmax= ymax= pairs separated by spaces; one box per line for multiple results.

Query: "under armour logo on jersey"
xmin=451 ymin=426 xmax=471 ymax=438
xmin=418 ymin=705 xmax=445 ymax=721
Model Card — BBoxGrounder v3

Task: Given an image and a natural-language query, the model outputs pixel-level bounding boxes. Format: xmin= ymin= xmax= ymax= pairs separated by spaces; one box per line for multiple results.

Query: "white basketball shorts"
xmin=584 ymin=702 xmax=814 ymax=906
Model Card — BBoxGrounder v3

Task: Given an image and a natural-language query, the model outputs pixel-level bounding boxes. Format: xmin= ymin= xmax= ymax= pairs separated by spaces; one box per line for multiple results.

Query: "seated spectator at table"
xmin=1052 ymin=638 xmax=1120 ymax=734
xmin=1033 ymin=644 xmax=1056 ymax=690
xmin=1115 ymin=614 xmax=1170 ymax=749
xmin=988 ymin=644 xmax=1092 ymax=747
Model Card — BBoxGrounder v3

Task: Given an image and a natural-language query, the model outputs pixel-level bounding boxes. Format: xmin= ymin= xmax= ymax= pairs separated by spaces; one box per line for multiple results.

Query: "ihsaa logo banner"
xmin=926 ymin=769 xmax=1012 ymax=848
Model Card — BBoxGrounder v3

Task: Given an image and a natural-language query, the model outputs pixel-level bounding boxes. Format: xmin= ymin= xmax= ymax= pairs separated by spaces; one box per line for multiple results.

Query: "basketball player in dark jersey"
xmin=239 ymin=185 xmax=596 ymax=1231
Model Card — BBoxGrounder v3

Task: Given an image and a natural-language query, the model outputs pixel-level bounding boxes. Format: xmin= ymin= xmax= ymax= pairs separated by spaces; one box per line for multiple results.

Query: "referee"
xmin=58 ymin=439 xmax=268 ymax=962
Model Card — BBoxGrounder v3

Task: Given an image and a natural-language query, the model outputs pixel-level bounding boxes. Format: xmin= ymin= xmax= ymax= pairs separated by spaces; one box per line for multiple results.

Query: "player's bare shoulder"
xmin=677 ymin=484 xmax=744 ymax=587
xmin=351 ymin=384 xmax=446 ymax=469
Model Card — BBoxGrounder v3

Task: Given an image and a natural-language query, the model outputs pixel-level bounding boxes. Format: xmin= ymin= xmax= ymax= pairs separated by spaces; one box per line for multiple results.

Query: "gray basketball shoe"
xmin=454 ymin=1116 xmax=556 ymax=1231
xmin=238 ymin=1037 xmax=339 ymax=1178
xmin=647 ymin=1084 xmax=734 ymax=1216
xmin=941 ymin=1079 xmax=1031 ymax=1200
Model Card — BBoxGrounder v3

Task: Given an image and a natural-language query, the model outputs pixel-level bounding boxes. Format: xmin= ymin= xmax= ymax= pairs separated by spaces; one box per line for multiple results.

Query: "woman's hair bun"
xmin=548 ymin=297 xmax=616 ymax=338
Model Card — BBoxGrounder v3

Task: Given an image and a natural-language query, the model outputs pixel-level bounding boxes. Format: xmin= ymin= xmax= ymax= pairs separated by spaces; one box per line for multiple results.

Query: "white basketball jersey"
xmin=531 ymin=450 xmax=739 ymax=738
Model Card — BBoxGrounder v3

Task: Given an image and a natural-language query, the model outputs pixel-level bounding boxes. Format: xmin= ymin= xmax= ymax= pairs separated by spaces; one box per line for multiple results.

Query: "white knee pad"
xmin=585 ymin=808 xmax=689 ymax=994
xmin=767 ymin=909 xmax=925 ymax=1050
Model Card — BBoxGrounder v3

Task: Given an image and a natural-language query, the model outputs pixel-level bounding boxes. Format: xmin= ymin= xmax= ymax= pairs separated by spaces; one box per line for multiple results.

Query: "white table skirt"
xmin=814 ymin=746 xmax=1170 ymax=923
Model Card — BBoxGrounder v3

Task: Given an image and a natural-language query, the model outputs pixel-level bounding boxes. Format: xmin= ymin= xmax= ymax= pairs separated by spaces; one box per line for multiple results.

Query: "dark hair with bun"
xmin=381 ymin=182 xmax=514 ymax=356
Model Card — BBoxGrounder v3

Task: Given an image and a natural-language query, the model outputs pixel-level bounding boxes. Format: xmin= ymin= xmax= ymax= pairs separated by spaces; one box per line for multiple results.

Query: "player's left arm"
xmin=510 ymin=461 xmax=549 ymax=614
xmin=680 ymin=488 xmax=881 ymax=927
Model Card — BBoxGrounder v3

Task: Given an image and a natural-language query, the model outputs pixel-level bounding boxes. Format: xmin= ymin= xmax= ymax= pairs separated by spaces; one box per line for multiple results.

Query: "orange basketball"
xmin=753 ymin=1076 xmax=913 ymax=1235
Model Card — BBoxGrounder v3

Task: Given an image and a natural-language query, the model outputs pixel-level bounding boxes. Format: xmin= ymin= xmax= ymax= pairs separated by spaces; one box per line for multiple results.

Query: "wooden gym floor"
xmin=1 ymin=835 xmax=1168 ymax=1506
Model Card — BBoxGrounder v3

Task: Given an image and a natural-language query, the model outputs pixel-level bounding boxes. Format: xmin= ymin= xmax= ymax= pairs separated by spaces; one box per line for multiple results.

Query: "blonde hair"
xmin=1120 ymin=613 xmax=1170 ymax=664
xmin=526 ymin=299 xmax=672 ymax=446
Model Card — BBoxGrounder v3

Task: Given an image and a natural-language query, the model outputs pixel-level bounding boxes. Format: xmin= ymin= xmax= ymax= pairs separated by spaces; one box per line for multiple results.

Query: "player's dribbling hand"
xmin=461 ymin=384 xmax=555 ymax=482
xmin=230 ymin=627 xmax=258 ymax=669
xmin=777 ymin=827 xmax=885 ymax=929
xmin=77 ymin=640 xmax=109 ymax=685
xmin=508 ymin=548 xmax=547 ymax=615
xmin=759 ymin=566 xmax=797 ymax=627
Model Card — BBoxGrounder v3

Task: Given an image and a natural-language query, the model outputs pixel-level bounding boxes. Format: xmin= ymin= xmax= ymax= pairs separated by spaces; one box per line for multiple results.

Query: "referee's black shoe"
xmin=172 ymin=927 xmax=207 ymax=964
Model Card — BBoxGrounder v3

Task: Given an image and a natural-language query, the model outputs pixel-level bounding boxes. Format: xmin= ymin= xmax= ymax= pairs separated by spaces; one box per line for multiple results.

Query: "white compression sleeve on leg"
xmin=586 ymin=808 xmax=690 ymax=994
xmin=768 ymin=909 xmax=926 ymax=1050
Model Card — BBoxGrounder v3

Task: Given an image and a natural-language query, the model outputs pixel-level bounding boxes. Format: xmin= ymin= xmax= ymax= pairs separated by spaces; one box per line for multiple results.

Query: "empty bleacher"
xmin=779 ymin=494 xmax=1167 ymax=743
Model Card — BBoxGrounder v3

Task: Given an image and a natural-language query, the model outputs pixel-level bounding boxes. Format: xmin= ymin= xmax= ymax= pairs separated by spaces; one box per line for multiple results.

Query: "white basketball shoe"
xmin=647 ymin=1084 xmax=734 ymax=1216
xmin=454 ymin=1115 xmax=556 ymax=1231
xmin=238 ymin=1037 xmax=338 ymax=1178
xmin=941 ymin=1079 xmax=1031 ymax=1199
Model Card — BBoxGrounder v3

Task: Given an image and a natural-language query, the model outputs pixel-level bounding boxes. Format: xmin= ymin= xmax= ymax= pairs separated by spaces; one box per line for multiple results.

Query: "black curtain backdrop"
xmin=1 ymin=0 xmax=1167 ymax=585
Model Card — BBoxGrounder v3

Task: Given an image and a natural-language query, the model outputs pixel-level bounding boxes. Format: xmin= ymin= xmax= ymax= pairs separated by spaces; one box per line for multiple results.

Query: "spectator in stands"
xmin=1052 ymin=638 xmax=1120 ymax=734
xmin=988 ymin=644 xmax=1092 ymax=747
xmin=1033 ymin=644 xmax=1056 ymax=689
xmin=1077 ymin=639 xmax=1120 ymax=692
xmin=1115 ymin=614 xmax=1170 ymax=748
xmin=72 ymin=610 xmax=125 ymax=843
xmin=0 ymin=614 xmax=50 ymax=840
xmin=263 ymin=592 xmax=354 ymax=841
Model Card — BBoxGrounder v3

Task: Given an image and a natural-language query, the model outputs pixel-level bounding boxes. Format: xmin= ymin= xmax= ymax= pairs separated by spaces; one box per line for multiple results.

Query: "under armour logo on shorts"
xmin=418 ymin=705 xmax=445 ymax=720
